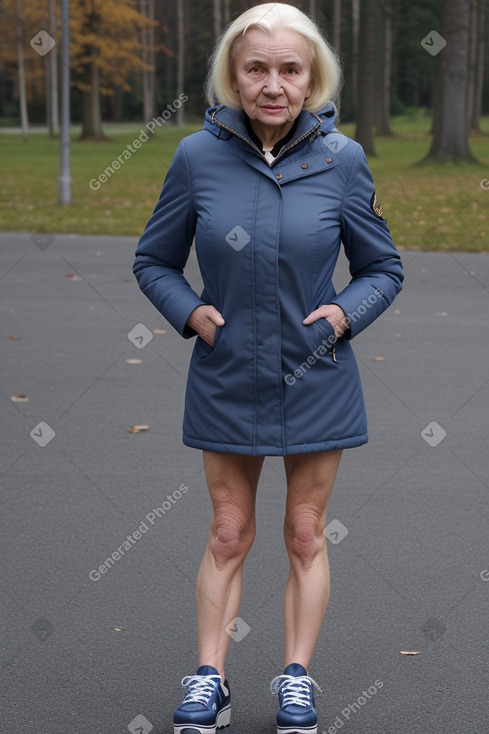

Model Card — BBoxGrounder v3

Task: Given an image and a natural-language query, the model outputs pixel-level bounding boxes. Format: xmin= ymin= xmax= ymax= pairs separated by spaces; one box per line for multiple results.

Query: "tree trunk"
xmin=466 ymin=0 xmax=478 ymax=132
xmin=354 ymin=0 xmax=376 ymax=155
xmin=223 ymin=0 xmax=231 ymax=26
xmin=15 ymin=0 xmax=28 ymax=140
xmin=48 ymin=0 xmax=59 ymax=135
xmin=176 ymin=0 xmax=185 ymax=126
xmin=333 ymin=0 xmax=341 ymax=52
xmin=351 ymin=0 xmax=360 ymax=118
xmin=141 ymin=0 xmax=156 ymax=121
xmin=213 ymin=0 xmax=221 ymax=39
xmin=470 ymin=0 xmax=486 ymax=132
xmin=377 ymin=1 xmax=393 ymax=136
xmin=423 ymin=0 xmax=476 ymax=162
xmin=80 ymin=52 xmax=104 ymax=139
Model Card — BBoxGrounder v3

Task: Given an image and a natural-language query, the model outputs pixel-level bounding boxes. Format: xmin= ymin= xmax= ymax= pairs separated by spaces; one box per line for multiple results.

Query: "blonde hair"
xmin=205 ymin=3 xmax=341 ymax=113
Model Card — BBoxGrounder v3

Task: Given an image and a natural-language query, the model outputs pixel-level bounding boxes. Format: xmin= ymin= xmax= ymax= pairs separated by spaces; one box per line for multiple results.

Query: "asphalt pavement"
xmin=1 ymin=232 xmax=488 ymax=733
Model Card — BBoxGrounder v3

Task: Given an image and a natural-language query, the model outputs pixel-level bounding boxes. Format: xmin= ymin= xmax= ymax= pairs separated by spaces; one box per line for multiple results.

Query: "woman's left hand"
xmin=303 ymin=305 xmax=349 ymax=338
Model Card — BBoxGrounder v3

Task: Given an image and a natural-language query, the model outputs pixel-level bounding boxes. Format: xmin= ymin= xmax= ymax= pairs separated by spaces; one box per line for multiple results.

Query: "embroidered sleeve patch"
xmin=370 ymin=191 xmax=384 ymax=219
xmin=371 ymin=193 xmax=384 ymax=218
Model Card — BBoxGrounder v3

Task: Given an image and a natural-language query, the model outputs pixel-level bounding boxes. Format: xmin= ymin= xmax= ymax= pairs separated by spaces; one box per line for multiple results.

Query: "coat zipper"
xmin=212 ymin=111 xmax=335 ymax=367
xmin=211 ymin=111 xmax=322 ymax=166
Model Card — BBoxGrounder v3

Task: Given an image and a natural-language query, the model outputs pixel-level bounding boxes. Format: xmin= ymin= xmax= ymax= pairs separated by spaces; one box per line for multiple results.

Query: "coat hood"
xmin=203 ymin=102 xmax=338 ymax=146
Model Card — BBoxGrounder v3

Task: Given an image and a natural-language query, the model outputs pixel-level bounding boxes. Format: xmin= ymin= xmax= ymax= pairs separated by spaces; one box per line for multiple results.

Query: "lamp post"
xmin=58 ymin=0 xmax=71 ymax=205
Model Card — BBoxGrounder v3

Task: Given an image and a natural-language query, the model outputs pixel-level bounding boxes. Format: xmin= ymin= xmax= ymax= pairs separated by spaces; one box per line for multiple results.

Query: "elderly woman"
xmin=133 ymin=3 xmax=403 ymax=733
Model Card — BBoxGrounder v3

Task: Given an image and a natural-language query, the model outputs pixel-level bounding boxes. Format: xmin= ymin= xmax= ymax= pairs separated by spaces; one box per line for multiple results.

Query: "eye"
xmin=284 ymin=67 xmax=299 ymax=75
xmin=249 ymin=66 xmax=262 ymax=74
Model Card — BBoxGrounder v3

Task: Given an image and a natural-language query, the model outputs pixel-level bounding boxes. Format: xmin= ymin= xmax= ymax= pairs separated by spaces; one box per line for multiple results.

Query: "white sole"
xmin=277 ymin=725 xmax=317 ymax=734
xmin=173 ymin=704 xmax=231 ymax=734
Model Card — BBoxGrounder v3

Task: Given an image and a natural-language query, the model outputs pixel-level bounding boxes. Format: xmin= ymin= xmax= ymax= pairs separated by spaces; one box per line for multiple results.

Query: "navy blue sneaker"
xmin=173 ymin=664 xmax=231 ymax=734
xmin=270 ymin=663 xmax=322 ymax=734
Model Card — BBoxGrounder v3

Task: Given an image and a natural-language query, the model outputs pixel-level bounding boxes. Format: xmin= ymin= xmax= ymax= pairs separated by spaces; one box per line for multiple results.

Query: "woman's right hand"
xmin=186 ymin=305 xmax=225 ymax=346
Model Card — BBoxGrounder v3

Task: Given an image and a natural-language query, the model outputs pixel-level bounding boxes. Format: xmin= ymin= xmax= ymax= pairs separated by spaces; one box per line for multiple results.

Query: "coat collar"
xmin=203 ymin=103 xmax=338 ymax=155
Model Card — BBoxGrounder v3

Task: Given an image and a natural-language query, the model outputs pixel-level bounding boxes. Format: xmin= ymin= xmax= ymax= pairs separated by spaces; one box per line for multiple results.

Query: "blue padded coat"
xmin=133 ymin=103 xmax=404 ymax=456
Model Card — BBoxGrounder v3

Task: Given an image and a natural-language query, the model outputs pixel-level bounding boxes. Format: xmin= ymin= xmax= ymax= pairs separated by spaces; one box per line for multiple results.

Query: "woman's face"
xmin=233 ymin=27 xmax=312 ymax=132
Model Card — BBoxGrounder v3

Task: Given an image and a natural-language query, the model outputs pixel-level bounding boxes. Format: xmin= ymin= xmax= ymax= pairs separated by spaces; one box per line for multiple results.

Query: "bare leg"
xmin=196 ymin=451 xmax=264 ymax=680
xmin=282 ymin=450 xmax=342 ymax=670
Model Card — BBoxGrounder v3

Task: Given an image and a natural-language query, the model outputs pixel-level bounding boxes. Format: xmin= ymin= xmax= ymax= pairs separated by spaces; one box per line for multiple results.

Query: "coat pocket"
xmin=305 ymin=317 xmax=337 ymax=355
xmin=195 ymin=324 xmax=222 ymax=359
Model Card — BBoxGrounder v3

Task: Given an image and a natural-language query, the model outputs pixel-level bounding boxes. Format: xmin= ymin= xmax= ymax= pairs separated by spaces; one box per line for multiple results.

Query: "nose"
xmin=263 ymin=71 xmax=283 ymax=96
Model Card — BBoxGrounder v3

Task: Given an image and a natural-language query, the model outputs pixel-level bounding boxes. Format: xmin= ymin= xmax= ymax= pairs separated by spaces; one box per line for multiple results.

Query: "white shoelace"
xmin=270 ymin=674 xmax=322 ymax=707
xmin=181 ymin=674 xmax=222 ymax=705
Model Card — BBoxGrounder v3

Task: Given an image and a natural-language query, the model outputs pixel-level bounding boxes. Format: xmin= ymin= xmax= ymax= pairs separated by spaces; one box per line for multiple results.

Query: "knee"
xmin=209 ymin=510 xmax=255 ymax=569
xmin=284 ymin=508 xmax=325 ymax=570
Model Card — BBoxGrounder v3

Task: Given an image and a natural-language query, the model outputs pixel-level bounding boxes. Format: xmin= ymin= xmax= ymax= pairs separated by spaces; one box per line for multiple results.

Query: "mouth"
xmin=260 ymin=105 xmax=286 ymax=114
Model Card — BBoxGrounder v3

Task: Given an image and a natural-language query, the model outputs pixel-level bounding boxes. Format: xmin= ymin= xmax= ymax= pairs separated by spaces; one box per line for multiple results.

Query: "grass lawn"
xmin=1 ymin=111 xmax=488 ymax=251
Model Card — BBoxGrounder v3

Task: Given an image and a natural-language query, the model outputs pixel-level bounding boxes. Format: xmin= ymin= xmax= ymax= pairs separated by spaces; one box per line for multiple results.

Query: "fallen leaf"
xmin=11 ymin=394 xmax=29 ymax=402
xmin=126 ymin=359 xmax=142 ymax=364
xmin=65 ymin=273 xmax=80 ymax=281
xmin=9 ymin=335 xmax=21 ymax=340
xmin=399 ymin=651 xmax=420 ymax=655
xmin=128 ymin=425 xmax=150 ymax=434
xmin=373 ymin=356 xmax=385 ymax=362
xmin=153 ymin=329 xmax=167 ymax=334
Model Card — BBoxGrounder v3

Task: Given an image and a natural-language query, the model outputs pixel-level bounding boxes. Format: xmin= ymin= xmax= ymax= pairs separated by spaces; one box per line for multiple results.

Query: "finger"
xmin=303 ymin=308 xmax=326 ymax=325
xmin=209 ymin=310 xmax=225 ymax=326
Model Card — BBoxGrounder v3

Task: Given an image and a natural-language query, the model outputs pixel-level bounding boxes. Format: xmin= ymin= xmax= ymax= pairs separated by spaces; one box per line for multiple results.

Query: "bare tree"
xmin=467 ymin=0 xmax=486 ymax=132
xmin=223 ymin=0 xmax=231 ymax=26
xmin=354 ymin=0 xmax=377 ymax=154
xmin=141 ymin=0 xmax=156 ymax=121
xmin=213 ymin=0 xmax=222 ymax=39
xmin=15 ymin=0 xmax=28 ymax=139
xmin=351 ymin=0 xmax=360 ymax=116
xmin=423 ymin=0 xmax=476 ymax=162
xmin=333 ymin=0 xmax=341 ymax=52
xmin=376 ymin=0 xmax=393 ymax=136
xmin=473 ymin=0 xmax=486 ymax=132
xmin=81 ymin=48 xmax=103 ymax=140
xmin=47 ymin=0 xmax=59 ymax=136
xmin=177 ymin=0 xmax=185 ymax=126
